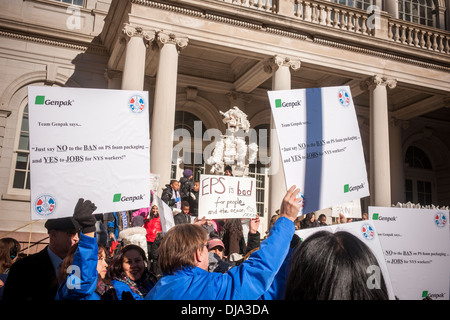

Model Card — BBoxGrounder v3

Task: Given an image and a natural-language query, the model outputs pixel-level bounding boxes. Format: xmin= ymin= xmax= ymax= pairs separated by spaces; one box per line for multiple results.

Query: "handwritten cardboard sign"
xmin=198 ymin=174 xmax=257 ymax=219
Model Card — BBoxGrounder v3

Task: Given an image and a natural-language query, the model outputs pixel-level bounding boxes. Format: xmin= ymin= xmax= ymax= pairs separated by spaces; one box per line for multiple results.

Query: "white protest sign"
xmin=370 ymin=206 xmax=450 ymax=300
xmin=155 ymin=196 xmax=175 ymax=235
xmin=332 ymin=199 xmax=362 ymax=218
xmin=295 ymin=221 xmax=396 ymax=300
xmin=198 ymin=174 xmax=257 ymax=219
xmin=149 ymin=173 xmax=160 ymax=193
xmin=268 ymin=86 xmax=369 ymax=215
xmin=28 ymin=86 xmax=151 ymax=220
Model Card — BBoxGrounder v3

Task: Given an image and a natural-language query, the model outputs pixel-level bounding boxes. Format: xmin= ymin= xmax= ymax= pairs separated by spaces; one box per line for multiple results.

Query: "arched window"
xmin=330 ymin=0 xmax=374 ymax=10
xmin=404 ymin=146 xmax=434 ymax=205
xmin=398 ymin=0 xmax=436 ymax=27
xmin=172 ymin=111 xmax=207 ymax=181
xmin=10 ymin=99 xmax=31 ymax=192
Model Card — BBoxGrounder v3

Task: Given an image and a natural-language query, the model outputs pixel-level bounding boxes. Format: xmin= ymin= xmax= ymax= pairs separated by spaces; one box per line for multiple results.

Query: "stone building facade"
xmin=0 ymin=0 xmax=449 ymax=251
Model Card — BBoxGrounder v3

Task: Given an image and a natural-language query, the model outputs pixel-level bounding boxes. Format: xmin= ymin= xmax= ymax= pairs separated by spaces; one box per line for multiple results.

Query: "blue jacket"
xmin=55 ymin=232 xmax=100 ymax=300
xmin=145 ymin=216 xmax=295 ymax=300
xmin=110 ymin=278 xmax=153 ymax=300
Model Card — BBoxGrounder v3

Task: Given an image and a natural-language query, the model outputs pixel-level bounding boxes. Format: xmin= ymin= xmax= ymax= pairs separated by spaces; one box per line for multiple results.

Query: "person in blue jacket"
xmin=107 ymin=244 xmax=156 ymax=300
xmin=56 ymin=198 xmax=117 ymax=300
xmin=145 ymin=185 xmax=303 ymax=300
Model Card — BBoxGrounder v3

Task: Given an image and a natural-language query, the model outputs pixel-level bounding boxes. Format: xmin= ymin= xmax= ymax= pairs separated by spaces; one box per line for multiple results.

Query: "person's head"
xmin=0 ymin=237 xmax=20 ymax=273
xmin=150 ymin=204 xmax=159 ymax=217
xmin=183 ymin=168 xmax=193 ymax=179
xmin=318 ymin=214 xmax=327 ymax=225
xmin=284 ymin=230 xmax=389 ymax=300
xmin=181 ymin=201 xmax=190 ymax=215
xmin=108 ymin=244 xmax=147 ymax=282
xmin=58 ymin=244 xmax=109 ymax=284
xmin=45 ymin=217 xmax=80 ymax=259
xmin=362 ymin=212 xmax=369 ymax=220
xmin=158 ymin=224 xmax=208 ymax=274
xmin=268 ymin=214 xmax=280 ymax=232
xmin=97 ymin=245 xmax=108 ymax=280
xmin=207 ymin=238 xmax=225 ymax=259
xmin=224 ymin=165 xmax=232 ymax=176
xmin=193 ymin=181 xmax=200 ymax=192
xmin=170 ymin=180 xmax=180 ymax=191
xmin=57 ymin=243 xmax=78 ymax=284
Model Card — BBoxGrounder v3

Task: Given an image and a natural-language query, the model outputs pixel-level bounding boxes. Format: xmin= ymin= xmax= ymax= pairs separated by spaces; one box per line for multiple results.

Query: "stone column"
xmin=389 ymin=117 xmax=408 ymax=205
xmin=121 ymin=25 xmax=155 ymax=91
xmin=384 ymin=0 xmax=399 ymax=19
xmin=268 ymin=56 xmax=301 ymax=216
xmin=361 ymin=76 xmax=397 ymax=207
xmin=150 ymin=31 xmax=188 ymax=194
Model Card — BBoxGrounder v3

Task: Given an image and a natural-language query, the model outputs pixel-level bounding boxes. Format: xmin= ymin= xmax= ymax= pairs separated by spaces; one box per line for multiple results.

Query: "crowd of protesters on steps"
xmin=0 ymin=166 xmax=387 ymax=301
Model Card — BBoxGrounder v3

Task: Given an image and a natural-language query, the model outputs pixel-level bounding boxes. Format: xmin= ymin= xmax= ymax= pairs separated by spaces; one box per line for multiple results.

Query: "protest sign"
xmin=295 ymin=220 xmax=396 ymax=300
xmin=155 ymin=195 xmax=175 ymax=235
xmin=150 ymin=173 xmax=160 ymax=193
xmin=198 ymin=174 xmax=257 ymax=219
xmin=370 ymin=206 xmax=450 ymax=300
xmin=28 ymin=86 xmax=151 ymax=220
xmin=268 ymin=86 xmax=369 ymax=215
xmin=331 ymin=199 xmax=362 ymax=219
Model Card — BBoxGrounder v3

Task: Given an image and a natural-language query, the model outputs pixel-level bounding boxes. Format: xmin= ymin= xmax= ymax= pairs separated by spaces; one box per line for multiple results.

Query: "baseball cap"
xmin=207 ymin=238 xmax=224 ymax=250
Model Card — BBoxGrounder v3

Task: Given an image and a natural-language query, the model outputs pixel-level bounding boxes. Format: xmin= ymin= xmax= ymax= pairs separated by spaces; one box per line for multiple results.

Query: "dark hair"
xmin=284 ymin=230 xmax=389 ymax=300
xmin=181 ymin=201 xmax=190 ymax=208
xmin=0 ymin=238 xmax=20 ymax=273
xmin=107 ymin=244 xmax=148 ymax=280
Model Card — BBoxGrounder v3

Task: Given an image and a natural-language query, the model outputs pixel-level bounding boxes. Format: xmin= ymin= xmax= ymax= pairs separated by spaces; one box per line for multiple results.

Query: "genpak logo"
xmin=34 ymin=195 xmax=56 ymax=217
xmin=274 ymin=99 xmax=302 ymax=109
xmin=34 ymin=95 xmax=74 ymax=107
xmin=113 ymin=193 xmax=144 ymax=203
xmin=344 ymin=183 xmax=365 ymax=193
xmin=35 ymin=96 xmax=45 ymax=105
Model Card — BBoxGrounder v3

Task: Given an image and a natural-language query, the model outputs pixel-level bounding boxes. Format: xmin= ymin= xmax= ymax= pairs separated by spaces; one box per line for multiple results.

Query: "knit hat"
xmin=132 ymin=215 xmax=144 ymax=227
xmin=183 ymin=168 xmax=193 ymax=178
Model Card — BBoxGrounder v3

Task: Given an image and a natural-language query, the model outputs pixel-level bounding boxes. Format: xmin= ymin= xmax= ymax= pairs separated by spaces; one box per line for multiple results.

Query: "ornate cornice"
xmin=130 ymin=0 xmax=450 ymax=72
xmin=0 ymin=29 xmax=108 ymax=55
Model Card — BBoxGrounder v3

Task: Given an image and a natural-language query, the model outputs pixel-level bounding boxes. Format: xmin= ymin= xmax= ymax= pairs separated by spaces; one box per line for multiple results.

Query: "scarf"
xmin=114 ymin=272 xmax=152 ymax=299
xmin=95 ymin=279 xmax=118 ymax=300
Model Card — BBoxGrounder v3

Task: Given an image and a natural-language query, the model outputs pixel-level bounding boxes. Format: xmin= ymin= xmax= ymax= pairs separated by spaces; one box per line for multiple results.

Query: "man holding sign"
xmin=146 ymin=185 xmax=302 ymax=300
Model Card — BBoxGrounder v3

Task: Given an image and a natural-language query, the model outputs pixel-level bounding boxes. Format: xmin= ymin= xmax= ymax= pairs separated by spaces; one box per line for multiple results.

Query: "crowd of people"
xmin=0 ymin=167 xmax=389 ymax=301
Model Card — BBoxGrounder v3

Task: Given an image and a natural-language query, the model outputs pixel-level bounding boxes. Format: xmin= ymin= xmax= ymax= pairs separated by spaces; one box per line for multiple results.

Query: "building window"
xmin=404 ymin=146 xmax=435 ymax=205
xmin=53 ymin=0 xmax=84 ymax=6
xmin=171 ymin=111 xmax=206 ymax=181
xmin=405 ymin=145 xmax=432 ymax=169
xmin=12 ymin=103 xmax=31 ymax=191
xmin=330 ymin=0 xmax=374 ymax=10
xmin=398 ymin=0 xmax=436 ymax=27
